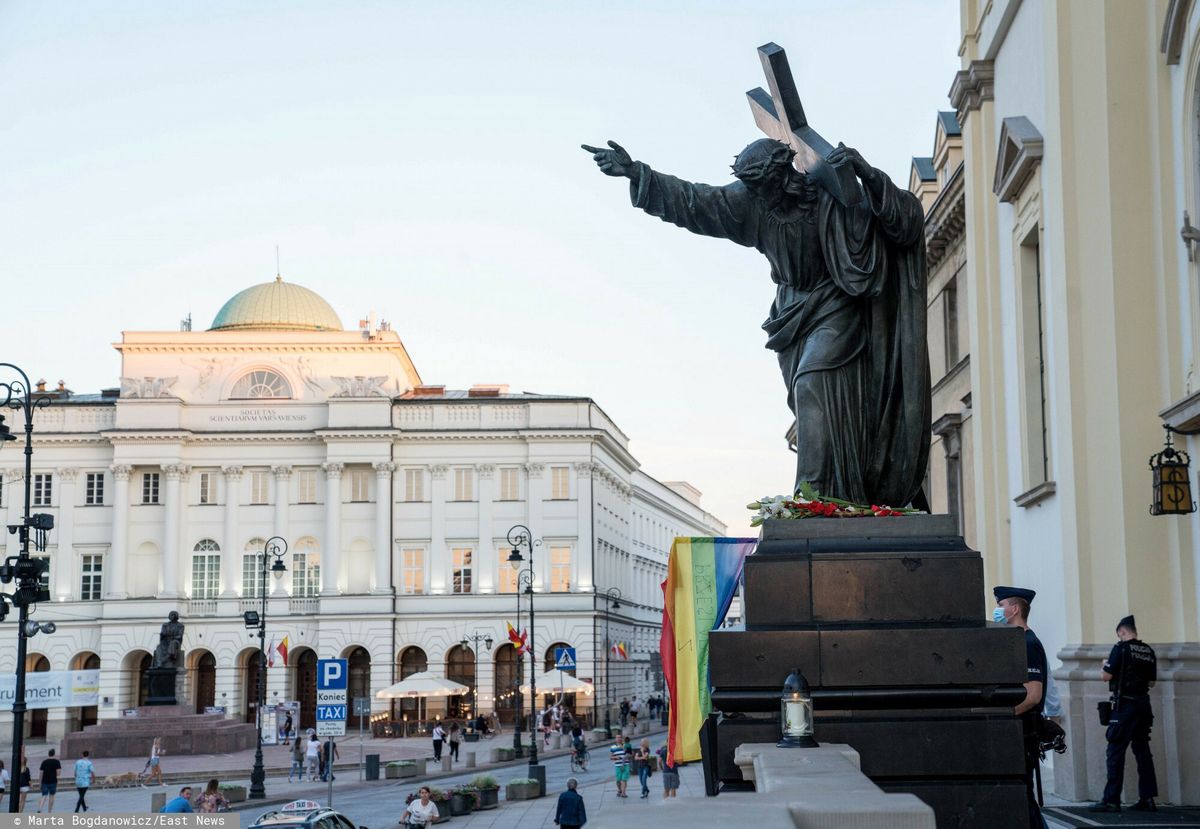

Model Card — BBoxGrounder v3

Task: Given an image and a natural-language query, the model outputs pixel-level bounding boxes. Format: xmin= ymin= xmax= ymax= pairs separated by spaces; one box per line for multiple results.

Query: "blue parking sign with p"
xmin=555 ymin=647 xmax=576 ymax=670
xmin=318 ymin=659 xmax=348 ymax=690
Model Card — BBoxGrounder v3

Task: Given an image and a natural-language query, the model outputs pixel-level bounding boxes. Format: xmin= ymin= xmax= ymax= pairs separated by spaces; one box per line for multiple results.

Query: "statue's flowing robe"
xmin=629 ymin=162 xmax=930 ymax=506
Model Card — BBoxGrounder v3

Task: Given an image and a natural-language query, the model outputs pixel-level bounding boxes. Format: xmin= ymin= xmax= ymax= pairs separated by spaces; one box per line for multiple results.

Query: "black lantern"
xmin=1150 ymin=427 xmax=1196 ymax=515
xmin=777 ymin=669 xmax=817 ymax=748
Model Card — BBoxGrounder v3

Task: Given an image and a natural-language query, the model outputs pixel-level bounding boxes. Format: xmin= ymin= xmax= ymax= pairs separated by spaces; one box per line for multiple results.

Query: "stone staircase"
xmin=60 ymin=705 xmax=258 ymax=759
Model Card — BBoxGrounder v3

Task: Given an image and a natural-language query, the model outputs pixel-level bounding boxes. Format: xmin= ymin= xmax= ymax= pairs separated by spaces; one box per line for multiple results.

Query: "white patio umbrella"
xmin=520 ymin=669 xmax=594 ymax=695
xmin=375 ymin=671 xmax=470 ymax=699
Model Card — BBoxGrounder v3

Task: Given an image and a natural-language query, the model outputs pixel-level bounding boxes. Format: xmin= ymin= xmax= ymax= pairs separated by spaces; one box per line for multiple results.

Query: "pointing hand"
xmin=581 ymin=140 xmax=635 ymax=178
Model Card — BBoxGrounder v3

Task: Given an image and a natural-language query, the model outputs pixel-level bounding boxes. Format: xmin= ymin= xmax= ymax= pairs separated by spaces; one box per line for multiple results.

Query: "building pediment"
xmin=993 ymin=116 xmax=1044 ymax=204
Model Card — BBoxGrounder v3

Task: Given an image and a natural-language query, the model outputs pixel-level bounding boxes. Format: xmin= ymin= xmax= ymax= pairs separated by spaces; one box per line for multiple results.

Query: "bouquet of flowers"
xmin=748 ymin=482 xmax=921 ymax=526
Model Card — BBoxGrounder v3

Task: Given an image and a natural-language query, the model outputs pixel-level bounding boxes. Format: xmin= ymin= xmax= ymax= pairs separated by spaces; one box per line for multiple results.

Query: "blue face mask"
xmin=992 ymin=607 xmax=1007 ymax=624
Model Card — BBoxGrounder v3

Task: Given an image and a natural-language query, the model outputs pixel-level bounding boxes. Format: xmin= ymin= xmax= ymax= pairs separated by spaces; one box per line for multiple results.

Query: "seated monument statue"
xmin=152 ymin=610 xmax=185 ymax=670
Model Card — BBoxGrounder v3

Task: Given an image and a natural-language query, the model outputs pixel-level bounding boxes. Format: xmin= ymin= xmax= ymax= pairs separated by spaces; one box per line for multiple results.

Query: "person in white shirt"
xmin=403 ymin=786 xmax=440 ymax=827
xmin=431 ymin=723 xmax=445 ymax=762
xmin=304 ymin=735 xmax=321 ymax=781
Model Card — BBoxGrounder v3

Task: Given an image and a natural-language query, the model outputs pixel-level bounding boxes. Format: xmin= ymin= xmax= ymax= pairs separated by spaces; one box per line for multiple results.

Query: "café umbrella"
xmin=520 ymin=669 xmax=594 ymax=695
xmin=375 ymin=671 xmax=470 ymax=699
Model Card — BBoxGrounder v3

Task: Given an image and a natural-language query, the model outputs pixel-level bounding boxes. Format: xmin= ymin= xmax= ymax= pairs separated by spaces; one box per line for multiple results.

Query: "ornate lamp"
xmin=777 ymin=669 xmax=817 ymax=748
xmin=1150 ymin=427 xmax=1196 ymax=515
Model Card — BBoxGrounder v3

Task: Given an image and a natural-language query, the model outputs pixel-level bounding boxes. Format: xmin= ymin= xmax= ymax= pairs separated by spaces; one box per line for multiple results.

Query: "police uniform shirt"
xmin=1104 ymin=639 xmax=1157 ymax=699
xmin=1024 ymin=628 xmax=1049 ymax=722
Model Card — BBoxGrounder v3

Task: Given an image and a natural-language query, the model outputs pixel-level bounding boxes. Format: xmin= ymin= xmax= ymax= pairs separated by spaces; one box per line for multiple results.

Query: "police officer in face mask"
xmin=1089 ymin=615 xmax=1158 ymax=813
xmin=993 ymin=585 xmax=1047 ymax=829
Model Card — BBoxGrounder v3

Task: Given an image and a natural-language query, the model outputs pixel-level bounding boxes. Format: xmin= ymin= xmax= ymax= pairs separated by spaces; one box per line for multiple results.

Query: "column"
xmin=106 ymin=465 xmax=132 ymax=599
xmin=221 ymin=466 xmax=242 ymax=597
xmin=372 ymin=462 xmax=395 ymax=593
xmin=54 ymin=467 xmax=78 ymax=601
xmin=429 ymin=465 xmax=448 ymax=593
xmin=160 ymin=464 xmax=185 ymax=598
xmin=525 ymin=463 xmax=545 ymax=590
xmin=476 ymin=465 xmax=495 ymax=593
xmin=573 ymin=463 xmax=594 ymax=592
xmin=321 ymin=462 xmax=343 ymax=595
xmin=272 ymin=465 xmax=292 ymax=541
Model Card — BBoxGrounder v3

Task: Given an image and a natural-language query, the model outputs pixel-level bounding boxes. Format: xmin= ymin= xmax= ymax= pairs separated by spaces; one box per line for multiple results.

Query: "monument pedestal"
xmin=706 ymin=515 xmax=1032 ymax=827
xmin=145 ymin=667 xmax=179 ymax=706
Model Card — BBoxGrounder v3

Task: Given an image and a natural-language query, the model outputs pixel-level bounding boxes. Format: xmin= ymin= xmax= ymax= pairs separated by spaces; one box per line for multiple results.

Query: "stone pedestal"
xmin=706 ymin=516 xmax=1031 ymax=827
xmin=145 ymin=668 xmax=179 ymax=706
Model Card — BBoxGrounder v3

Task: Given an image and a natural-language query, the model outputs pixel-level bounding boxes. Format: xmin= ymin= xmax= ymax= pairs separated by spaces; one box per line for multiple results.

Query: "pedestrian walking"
xmin=73 ymin=751 xmax=94 ymax=813
xmin=1090 ymin=614 xmax=1159 ymax=813
xmin=143 ymin=737 xmax=165 ymax=787
xmin=193 ymin=779 xmax=229 ymax=813
xmin=609 ymin=734 xmax=629 ymax=797
xmin=431 ymin=721 xmax=445 ymax=762
xmin=619 ymin=698 xmax=629 ymax=728
xmin=993 ymin=586 xmax=1047 ymax=829
xmin=635 ymin=738 xmax=653 ymax=798
xmin=629 ymin=697 xmax=640 ymax=729
xmin=18 ymin=756 xmax=32 ymax=811
xmin=305 ymin=733 xmax=321 ymax=781
xmin=0 ymin=759 xmax=9 ymax=801
xmin=289 ymin=737 xmax=304 ymax=782
xmin=36 ymin=748 xmax=62 ymax=812
xmin=321 ymin=738 xmax=339 ymax=781
xmin=554 ymin=777 xmax=587 ymax=828
xmin=280 ymin=710 xmax=294 ymax=744
xmin=656 ymin=745 xmax=679 ymax=798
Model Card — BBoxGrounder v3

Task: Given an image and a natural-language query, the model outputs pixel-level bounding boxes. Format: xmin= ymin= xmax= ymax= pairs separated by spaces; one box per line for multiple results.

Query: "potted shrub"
xmin=505 ymin=777 xmax=540 ymax=801
xmin=449 ymin=784 xmax=478 ymax=816
xmin=405 ymin=786 xmax=451 ymax=821
xmin=218 ymin=783 xmax=247 ymax=803
xmin=497 ymin=746 xmax=515 ymax=762
xmin=470 ymin=775 xmax=499 ymax=810
xmin=386 ymin=760 xmax=418 ymax=779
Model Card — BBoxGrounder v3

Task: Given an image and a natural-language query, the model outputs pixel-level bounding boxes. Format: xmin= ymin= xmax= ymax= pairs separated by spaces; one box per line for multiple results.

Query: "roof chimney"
xmin=468 ymin=384 xmax=510 ymax=398
xmin=410 ymin=385 xmax=446 ymax=398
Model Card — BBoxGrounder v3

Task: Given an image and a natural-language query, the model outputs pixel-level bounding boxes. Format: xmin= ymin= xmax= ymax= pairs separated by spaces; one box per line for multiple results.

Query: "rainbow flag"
xmin=660 ymin=537 xmax=756 ymax=765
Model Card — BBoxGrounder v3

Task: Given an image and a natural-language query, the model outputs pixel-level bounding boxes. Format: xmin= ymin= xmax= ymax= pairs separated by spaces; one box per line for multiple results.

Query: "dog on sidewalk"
xmin=103 ymin=771 xmax=139 ymax=788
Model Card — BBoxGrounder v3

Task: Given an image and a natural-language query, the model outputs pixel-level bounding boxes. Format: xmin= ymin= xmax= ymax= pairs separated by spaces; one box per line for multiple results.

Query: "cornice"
xmin=948 ymin=60 xmax=994 ymax=125
xmin=100 ymin=430 xmax=193 ymax=443
xmin=924 ymin=162 xmax=966 ymax=271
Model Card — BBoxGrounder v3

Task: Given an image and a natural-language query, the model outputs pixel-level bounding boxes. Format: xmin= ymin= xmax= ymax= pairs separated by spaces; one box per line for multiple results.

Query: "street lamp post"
xmin=459 ymin=631 xmax=493 ymax=729
xmin=507 ymin=524 xmax=544 ymax=794
xmin=513 ymin=585 xmax=524 ymax=758
xmin=246 ymin=536 xmax=288 ymax=801
xmin=0 ymin=365 xmax=57 ymax=815
xmin=597 ymin=588 xmax=622 ymax=738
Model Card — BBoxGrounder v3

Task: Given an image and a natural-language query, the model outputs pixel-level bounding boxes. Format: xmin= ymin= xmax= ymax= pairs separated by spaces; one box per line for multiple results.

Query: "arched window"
xmin=493 ymin=644 xmax=519 ymax=722
xmin=192 ymin=539 xmax=221 ymax=599
xmin=230 ymin=369 xmax=292 ymax=400
xmin=242 ymin=538 xmax=267 ymax=598
xmin=291 ymin=537 xmax=320 ymax=597
xmin=445 ymin=645 xmax=475 ymax=718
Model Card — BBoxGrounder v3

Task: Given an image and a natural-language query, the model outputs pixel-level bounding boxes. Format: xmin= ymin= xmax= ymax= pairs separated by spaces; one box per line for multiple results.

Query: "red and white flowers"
xmin=747 ymin=482 xmax=920 ymax=527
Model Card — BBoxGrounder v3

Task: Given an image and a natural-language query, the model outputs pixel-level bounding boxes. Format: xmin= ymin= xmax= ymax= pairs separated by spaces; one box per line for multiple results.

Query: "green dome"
xmin=209 ymin=276 xmax=343 ymax=332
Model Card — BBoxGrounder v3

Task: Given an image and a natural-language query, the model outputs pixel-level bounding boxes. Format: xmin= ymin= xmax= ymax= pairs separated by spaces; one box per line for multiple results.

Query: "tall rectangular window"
xmin=297 ymin=469 xmax=317 ymax=504
xmin=141 ymin=472 xmax=160 ymax=505
xmin=1018 ymin=230 xmax=1051 ymax=488
xmin=497 ymin=547 xmax=518 ymax=594
xmin=453 ymin=468 xmax=474 ymax=501
xmin=401 ymin=548 xmax=425 ymax=595
xmin=242 ymin=553 xmax=264 ymax=598
xmin=250 ymin=471 xmax=269 ymax=505
xmin=350 ymin=470 xmax=370 ymax=502
xmin=943 ymin=277 xmax=960 ymax=368
xmin=498 ymin=467 xmax=520 ymax=501
xmin=291 ymin=553 xmax=321 ymax=598
xmin=198 ymin=472 xmax=214 ymax=505
xmin=452 ymin=548 xmax=473 ymax=594
xmin=85 ymin=472 xmax=105 ymax=506
xmin=32 ymin=473 xmax=53 ymax=506
xmin=191 ymin=554 xmax=221 ymax=599
xmin=403 ymin=468 xmax=424 ymax=502
xmin=550 ymin=546 xmax=571 ymax=592
xmin=550 ymin=466 xmax=570 ymax=500
xmin=80 ymin=554 xmax=103 ymax=600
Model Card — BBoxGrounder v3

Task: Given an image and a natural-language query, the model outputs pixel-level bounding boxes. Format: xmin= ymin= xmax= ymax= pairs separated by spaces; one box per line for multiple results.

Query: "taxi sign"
xmin=281 ymin=800 xmax=322 ymax=812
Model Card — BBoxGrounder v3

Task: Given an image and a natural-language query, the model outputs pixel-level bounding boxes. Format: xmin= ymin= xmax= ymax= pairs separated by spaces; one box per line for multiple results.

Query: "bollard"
xmin=442 ymin=755 xmax=452 ymax=772
xmin=489 ymin=747 xmax=503 ymax=763
xmin=466 ymin=751 xmax=476 ymax=768
xmin=150 ymin=792 xmax=167 ymax=813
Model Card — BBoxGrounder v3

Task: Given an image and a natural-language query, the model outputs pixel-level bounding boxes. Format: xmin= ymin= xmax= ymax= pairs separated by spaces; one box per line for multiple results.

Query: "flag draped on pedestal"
xmin=660 ymin=537 xmax=755 ymax=765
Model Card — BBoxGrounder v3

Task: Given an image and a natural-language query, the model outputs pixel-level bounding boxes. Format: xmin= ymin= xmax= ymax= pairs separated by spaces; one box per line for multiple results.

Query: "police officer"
xmin=1089 ymin=615 xmax=1158 ymax=813
xmin=993 ymin=585 xmax=1047 ymax=829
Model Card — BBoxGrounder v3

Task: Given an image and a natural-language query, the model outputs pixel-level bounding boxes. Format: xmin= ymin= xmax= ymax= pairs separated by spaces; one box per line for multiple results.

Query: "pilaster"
xmin=55 ymin=467 xmax=78 ymax=601
xmin=221 ymin=466 xmax=243 ymax=597
xmin=574 ymin=462 xmax=594 ymax=591
xmin=477 ymin=464 xmax=495 ymax=593
xmin=160 ymin=464 xmax=187 ymax=598
xmin=272 ymin=465 xmax=292 ymax=544
xmin=372 ymin=462 xmax=395 ymax=594
xmin=105 ymin=465 xmax=132 ymax=599
xmin=321 ymin=462 xmax=343 ymax=595
xmin=526 ymin=463 xmax=546 ymax=591
xmin=429 ymin=464 xmax=448 ymax=594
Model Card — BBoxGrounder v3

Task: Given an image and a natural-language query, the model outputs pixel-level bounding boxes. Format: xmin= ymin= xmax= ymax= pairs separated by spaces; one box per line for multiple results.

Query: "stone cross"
xmin=746 ymin=42 xmax=864 ymax=206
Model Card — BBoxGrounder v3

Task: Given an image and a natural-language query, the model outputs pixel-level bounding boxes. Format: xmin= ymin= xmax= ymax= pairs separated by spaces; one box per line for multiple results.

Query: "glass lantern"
xmin=778 ymin=669 xmax=817 ymax=748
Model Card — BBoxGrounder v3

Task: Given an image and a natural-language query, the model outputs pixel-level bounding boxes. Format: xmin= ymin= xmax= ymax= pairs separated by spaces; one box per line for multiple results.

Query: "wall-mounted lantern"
xmin=1150 ymin=427 xmax=1196 ymax=515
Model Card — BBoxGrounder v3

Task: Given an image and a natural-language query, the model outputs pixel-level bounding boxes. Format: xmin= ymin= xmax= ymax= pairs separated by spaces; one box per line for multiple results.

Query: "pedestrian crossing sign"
xmin=555 ymin=646 xmax=577 ymax=670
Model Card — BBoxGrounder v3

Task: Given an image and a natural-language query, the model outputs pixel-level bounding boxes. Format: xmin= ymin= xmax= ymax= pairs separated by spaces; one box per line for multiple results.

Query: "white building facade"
xmin=0 ymin=277 xmax=724 ymax=740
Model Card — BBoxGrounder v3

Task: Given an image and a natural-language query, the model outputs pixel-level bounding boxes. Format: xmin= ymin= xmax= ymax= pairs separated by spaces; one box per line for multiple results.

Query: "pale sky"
xmin=0 ymin=0 xmax=961 ymax=531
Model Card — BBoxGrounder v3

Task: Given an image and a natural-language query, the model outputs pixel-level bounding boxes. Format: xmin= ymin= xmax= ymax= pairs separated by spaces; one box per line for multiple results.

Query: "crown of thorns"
xmin=731 ymin=139 xmax=796 ymax=180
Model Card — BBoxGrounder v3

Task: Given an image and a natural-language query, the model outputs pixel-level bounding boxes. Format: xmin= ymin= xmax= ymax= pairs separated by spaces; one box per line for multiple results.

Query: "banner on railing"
xmin=0 ymin=670 xmax=100 ymax=709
